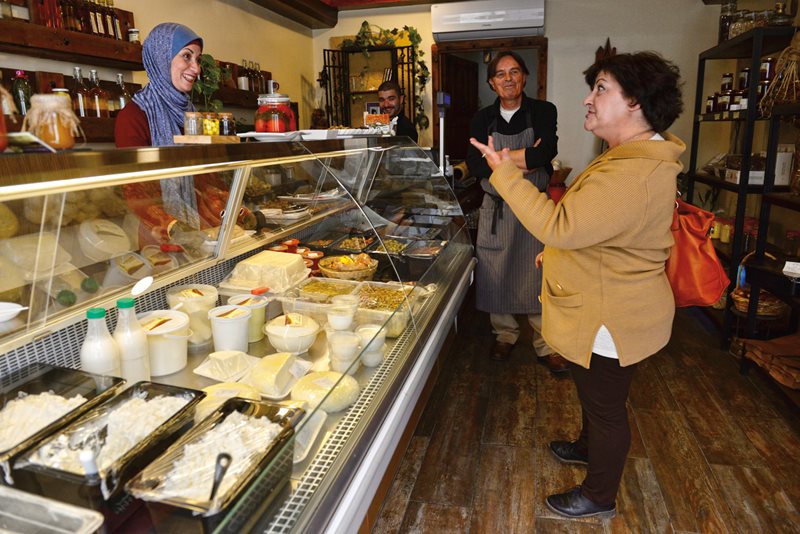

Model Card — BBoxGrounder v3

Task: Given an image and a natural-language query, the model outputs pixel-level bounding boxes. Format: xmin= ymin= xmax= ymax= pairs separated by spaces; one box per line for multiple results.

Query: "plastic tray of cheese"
xmin=219 ymin=249 xmax=310 ymax=294
xmin=16 ymin=382 xmax=203 ymax=500
xmin=0 ymin=364 xmax=125 ymax=485
xmin=277 ymin=278 xmax=361 ymax=324
xmin=126 ymin=398 xmax=303 ymax=517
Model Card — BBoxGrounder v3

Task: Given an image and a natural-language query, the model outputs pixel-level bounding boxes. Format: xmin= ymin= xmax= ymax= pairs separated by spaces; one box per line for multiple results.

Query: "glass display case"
xmin=0 ymin=138 xmax=475 ymax=532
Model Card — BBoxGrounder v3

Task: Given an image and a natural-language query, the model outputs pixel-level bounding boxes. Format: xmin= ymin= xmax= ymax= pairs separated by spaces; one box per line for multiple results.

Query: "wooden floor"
xmin=372 ymin=297 xmax=800 ymax=533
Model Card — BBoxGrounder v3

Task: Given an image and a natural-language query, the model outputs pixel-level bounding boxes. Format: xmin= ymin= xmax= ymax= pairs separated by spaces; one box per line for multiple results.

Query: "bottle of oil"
xmin=87 ymin=69 xmax=110 ymax=118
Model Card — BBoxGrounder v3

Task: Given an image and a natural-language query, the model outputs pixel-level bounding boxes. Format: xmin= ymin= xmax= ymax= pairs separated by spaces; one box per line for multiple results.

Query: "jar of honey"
xmin=255 ymin=93 xmax=296 ymax=133
xmin=22 ymin=93 xmax=82 ymax=150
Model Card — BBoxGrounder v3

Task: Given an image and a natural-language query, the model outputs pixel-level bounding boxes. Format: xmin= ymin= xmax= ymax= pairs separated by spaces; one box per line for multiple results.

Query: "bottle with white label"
xmin=113 ymin=297 xmax=150 ymax=384
xmin=80 ymin=308 xmax=121 ymax=376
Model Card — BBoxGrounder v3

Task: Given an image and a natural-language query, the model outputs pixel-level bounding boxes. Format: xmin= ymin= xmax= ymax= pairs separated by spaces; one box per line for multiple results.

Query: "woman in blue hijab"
xmin=115 ymin=22 xmax=204 ymax=241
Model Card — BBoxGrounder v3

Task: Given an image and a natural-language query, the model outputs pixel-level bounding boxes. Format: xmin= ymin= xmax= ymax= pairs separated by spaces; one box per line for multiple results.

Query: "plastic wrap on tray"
xmin=0 ymin=364 xmax=125 ymax=485
xmin=16 ymin=381 xmax=203 ymax=500
xmin=127 ymin=398 xmax=303 ymax=518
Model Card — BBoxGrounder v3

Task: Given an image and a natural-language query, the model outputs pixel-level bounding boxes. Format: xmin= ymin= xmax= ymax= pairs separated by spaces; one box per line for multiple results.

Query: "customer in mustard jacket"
xmin=470 ymin=51 xmax=684 ymax=519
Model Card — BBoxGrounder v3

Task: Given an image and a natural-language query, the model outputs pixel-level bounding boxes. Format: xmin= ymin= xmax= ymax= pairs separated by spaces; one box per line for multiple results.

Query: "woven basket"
xmin=318 ymin=255 xmax=378 ymax=281
xmin=730 ymin=252 xmax=789 ymax=317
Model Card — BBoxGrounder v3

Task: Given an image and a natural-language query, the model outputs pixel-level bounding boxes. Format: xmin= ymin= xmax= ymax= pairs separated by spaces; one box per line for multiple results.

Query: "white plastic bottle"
xmin=80 ymin=307 xmax=121 ymax=376
xmin=113 ymin=297 xmax=150 ymax=384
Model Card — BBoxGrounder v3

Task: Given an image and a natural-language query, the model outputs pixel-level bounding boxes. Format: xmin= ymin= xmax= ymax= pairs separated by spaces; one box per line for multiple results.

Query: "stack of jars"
xmin=184 ymin=111 xmax=236 ymax=136
xmin=721 ymin=2 xmax=793 ymax=42
xmin=705 ymin=58 xmax=777 ymax=114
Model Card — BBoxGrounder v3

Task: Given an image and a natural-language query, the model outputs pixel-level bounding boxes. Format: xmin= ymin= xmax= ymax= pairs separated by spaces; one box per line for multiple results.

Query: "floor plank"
xmin=736 ymin=416 xmax=800 ymax=470
xmin=611 ymin=457 xmax=671 ymax=533
xmin=397 ymin=501 xmax=471 ymax=533
xmin=482 ymin=363 xmax=537 ymax=447
xmin=409 ymin=374 xmax=489 ymax=507
xmin=711 ymin=464 xmax=799 ymax=534
xmin=534 ymin=516 xmax=609 ymax=533
xmin=628 ymin=356 xmax=679 ymax=412
xmin=634 ymin=408 xmax=734 ymax=532
xmin=660 ymin=370 xmax=765 ymax=467
xmin=470 ymin=444 xmax=536 ymax=533
xmin=373 ymin=437 xmax=430 ymax=534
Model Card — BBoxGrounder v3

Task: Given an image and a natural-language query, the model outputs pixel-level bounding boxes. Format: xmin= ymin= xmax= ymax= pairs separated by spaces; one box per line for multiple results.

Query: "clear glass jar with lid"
xmin=183 ymin=111 xmax=202 ymax=136
xmin=22 ymin=93 xmax=81 ymax=149
xmin=719 ymin=1 xmax=738 ymax=42
xmin=218 ymin=112 xmax=236 ymax=136
xmin=771 ymin=2 xmax=793 ymax=26
xmin=255 ymin=93 xmax=296 ymax=133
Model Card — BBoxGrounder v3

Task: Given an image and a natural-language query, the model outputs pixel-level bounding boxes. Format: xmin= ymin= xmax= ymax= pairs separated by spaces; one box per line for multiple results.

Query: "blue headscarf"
xmin=133 ymin=22 xmax=204 ymax=228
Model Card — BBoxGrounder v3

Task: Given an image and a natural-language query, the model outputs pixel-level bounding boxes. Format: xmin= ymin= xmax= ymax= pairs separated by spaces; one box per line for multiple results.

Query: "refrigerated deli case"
xmin=0 ymin=138 xmax=475 ymax=532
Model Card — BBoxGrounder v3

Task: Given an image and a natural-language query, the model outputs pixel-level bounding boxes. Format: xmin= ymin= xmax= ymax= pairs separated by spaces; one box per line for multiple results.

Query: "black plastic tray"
xmin=129 ymin=398 xmax=303 ymax=533
xmin=0 ymin=363 xmax=125 ymax=486
xmin=16 ymin=381 xmax=204 ymax=503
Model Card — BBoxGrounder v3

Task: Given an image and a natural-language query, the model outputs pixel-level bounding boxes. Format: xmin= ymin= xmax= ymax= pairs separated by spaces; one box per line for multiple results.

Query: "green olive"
xmin=81 ymin=277 xmax=99 ymax=294
xmin=57 ymin=289 xmax=77 ymax=307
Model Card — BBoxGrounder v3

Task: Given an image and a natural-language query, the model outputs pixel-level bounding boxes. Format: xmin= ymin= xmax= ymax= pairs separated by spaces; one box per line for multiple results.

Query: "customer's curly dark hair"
xmin=583 ymin=51 xmax=683 ymax=132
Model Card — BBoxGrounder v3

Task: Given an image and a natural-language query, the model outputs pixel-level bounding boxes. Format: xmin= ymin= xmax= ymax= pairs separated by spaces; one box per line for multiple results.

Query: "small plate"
xmin=237 ymin=132 xmax=302 ymax=142
xmin=293 ymin=410 xmax=327 ymax=464
xmin=202 ymin=229 xmax=256 ymax=248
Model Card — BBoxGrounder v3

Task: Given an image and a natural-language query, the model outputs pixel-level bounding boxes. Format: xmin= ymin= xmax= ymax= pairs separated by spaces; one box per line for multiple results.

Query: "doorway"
xmin=432 ymin=37 xmax=548 ymax=161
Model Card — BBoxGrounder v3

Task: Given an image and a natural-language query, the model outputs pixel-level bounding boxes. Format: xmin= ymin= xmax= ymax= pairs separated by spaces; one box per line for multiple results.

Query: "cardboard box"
xmin=725 ymin=151 xmax=794 ymax=185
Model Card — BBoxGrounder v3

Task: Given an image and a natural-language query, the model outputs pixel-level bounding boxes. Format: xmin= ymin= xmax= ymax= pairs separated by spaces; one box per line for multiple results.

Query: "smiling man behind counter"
xmin=377 ymin=81 xmax=418 ymax=143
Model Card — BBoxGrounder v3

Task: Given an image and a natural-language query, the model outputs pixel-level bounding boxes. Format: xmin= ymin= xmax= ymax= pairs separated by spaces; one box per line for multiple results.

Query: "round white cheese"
xmin=291 ymin=371 xmax=359 ymax=413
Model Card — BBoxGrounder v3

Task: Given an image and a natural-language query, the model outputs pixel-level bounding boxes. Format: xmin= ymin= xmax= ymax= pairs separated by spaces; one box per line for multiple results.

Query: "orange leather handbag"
xmin=665 ymin=197 xmax=730 ymax=307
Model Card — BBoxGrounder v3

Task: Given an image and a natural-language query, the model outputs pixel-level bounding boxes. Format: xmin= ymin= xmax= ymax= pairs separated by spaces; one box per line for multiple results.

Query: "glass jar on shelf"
xmin=721 ymin=72 xmax=734 ymax=92
xmin=183 ymin=111 xmax=202 ymax=136
xmin=728 ymin=10 xmax=748 ymax=38
xmin=21 ymin=93 xmax=82 ymax=150
xmin=201 ymin=112 xmax=219 ymax=135
xmin=770 ymin=2 xmax=793 ymax=26
xmin=754 ymin=9 xmax=771 ymax=27
xmin=218 ymin=112 xmax=236 ymax=136
xmin=254 ymin=93 xmax=296 ymax=133
xmin=719 ymin=1 xmax=737 ymax=42
xmin=785 ymin=229 xmax=800 ymax=258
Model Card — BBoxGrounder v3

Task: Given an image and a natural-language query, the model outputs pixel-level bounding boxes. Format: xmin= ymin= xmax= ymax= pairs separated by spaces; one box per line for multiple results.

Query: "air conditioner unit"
xmin=432 ymin=0 xmax=544 ymax=43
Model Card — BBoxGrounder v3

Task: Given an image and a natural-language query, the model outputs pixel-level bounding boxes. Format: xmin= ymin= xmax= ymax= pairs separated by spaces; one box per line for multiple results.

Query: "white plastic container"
xmin=166 ymin=284 xmax=218 ymax=349
xmin=80 ymin=308 xmax=121 ymax=377
xmin=113 ymin=297 xmax=150 ymax=384
xmin=227 ymin=294 xmax=269 ymax=343
xmin=78 ymin=219 xmax=131 ymax=263
xmin=327 ymin=305 xmax=354 ymax=331
xmin=264 ymin=313 xmax=320 ymax=354
xmin=208 ymin=305 xmax=252 ymax=353
xmin=328 ymin=331 xmax=361 ymax=374
xmin=356 ymin=324 xmax=386 ymax=367
xmin=137 ymin=309 xmax=191 ymax=376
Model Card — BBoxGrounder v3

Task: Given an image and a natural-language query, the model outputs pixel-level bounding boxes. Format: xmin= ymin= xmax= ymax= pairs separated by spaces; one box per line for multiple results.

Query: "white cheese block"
xmin=250 ymin=352 xmax=296 ymax=395
xmin=228 ymin=250 xmax=306 ymax=292
xmin=291 ymin=371 xmax=359 ymax=413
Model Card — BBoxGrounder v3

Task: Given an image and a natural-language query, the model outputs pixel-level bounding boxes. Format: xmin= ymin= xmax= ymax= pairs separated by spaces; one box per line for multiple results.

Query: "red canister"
xmin=255 ymin=93 xmax=296 ymax=133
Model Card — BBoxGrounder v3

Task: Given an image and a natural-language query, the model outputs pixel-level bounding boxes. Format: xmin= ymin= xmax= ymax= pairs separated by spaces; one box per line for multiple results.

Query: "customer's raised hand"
xmin=469 ymin=135 xmax=512 ymax=171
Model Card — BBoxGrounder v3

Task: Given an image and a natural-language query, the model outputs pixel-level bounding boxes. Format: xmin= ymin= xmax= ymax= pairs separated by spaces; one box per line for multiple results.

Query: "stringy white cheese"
xmin=0 ymin=391 xmax=86 ymax=452
xmin=159 ymin=411 xmax=282 ymax=502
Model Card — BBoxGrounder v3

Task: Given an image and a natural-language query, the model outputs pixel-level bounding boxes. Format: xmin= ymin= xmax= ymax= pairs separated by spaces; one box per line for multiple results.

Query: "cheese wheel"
xmin=250 ymin=352 xmax=296 ymax=395
xmin=291 ymin=371 xmax=359 ymax=413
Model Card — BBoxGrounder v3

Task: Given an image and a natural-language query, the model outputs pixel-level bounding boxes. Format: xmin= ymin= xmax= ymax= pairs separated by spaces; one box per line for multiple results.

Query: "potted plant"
xmin=191 ymin=54 xmax=230 ymax=112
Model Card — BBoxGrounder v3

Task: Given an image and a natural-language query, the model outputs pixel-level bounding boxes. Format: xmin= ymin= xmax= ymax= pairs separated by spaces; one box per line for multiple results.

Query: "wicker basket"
xmin=318 ymin=255 xmax=378 ymax=281
xmin=730 ymin=252 xmax=789 ymax=317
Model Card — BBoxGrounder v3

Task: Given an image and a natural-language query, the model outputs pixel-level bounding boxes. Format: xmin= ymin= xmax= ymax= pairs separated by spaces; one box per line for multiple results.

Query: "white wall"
xmin=312 ymin=0 xmax=720 ymax=170
xmin=1 ymin=0 xmax=317 ymax=128
xmin=312 ymin=6 xmax=435 ymax=146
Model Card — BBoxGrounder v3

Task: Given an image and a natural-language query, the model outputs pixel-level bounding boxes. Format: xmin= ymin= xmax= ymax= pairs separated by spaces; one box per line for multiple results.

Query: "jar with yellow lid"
xmin=21 ymin=93 xmax=82 ymax=150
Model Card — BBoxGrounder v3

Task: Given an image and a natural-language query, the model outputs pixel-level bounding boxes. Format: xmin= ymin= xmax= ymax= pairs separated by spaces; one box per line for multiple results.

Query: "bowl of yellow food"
xmin=318 ymin=253 xmax=378 ymax=281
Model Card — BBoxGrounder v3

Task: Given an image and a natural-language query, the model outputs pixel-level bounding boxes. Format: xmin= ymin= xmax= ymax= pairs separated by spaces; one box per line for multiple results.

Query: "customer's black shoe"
xmin=549 ymin=440 xmax=588 ymax=465
xmin=546 ymin=486 xmax=616 ymax=519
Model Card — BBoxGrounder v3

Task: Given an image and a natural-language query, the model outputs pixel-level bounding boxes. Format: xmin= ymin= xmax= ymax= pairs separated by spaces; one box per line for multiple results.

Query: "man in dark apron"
xmin=465 ymin=51 xmax=568 ymax=373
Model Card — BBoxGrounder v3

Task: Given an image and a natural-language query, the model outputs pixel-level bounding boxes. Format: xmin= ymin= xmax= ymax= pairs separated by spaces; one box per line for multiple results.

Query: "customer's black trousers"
xmin=569 ymin=354 xmax=639 ymax=506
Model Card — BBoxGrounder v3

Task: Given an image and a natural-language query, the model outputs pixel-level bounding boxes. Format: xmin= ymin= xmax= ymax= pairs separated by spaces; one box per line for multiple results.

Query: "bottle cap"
xmin=117 ymin=297 xmax=135 ymax=309
xmin=87 ymin=308 xmax=106 ymax=319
